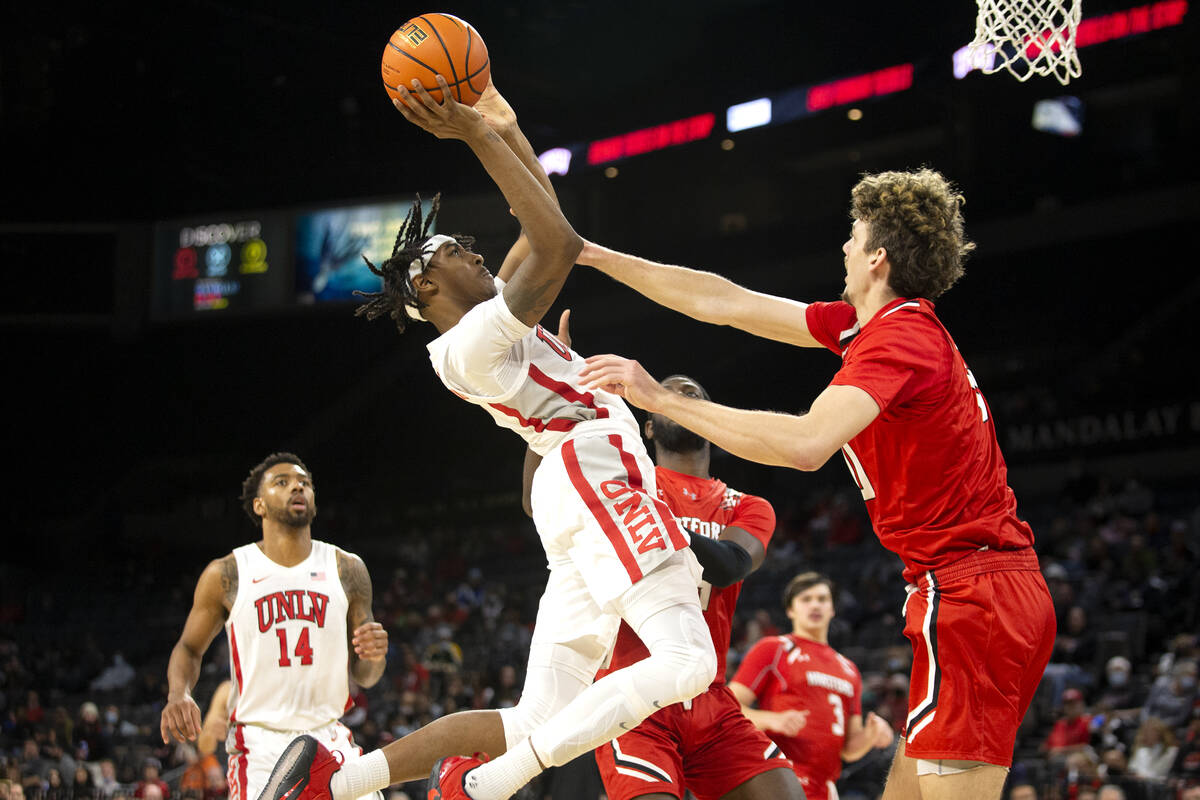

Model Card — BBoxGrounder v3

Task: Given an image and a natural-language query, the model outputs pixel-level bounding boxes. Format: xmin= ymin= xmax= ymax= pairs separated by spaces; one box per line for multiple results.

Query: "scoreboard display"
xmin=295 ymin=199 xmax=434 ymax=303
xmin=152 ymin=213 xmax=290 ymax=317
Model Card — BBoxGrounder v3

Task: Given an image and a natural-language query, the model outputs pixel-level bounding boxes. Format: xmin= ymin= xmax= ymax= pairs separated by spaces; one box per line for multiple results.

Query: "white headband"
xmin=404 ymin=234 xmax=457 ymax=322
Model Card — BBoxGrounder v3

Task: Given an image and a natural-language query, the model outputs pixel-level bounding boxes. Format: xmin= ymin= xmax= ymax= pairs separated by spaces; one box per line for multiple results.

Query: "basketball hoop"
xmin=968 ymin=0 xmax=1082 ymax=85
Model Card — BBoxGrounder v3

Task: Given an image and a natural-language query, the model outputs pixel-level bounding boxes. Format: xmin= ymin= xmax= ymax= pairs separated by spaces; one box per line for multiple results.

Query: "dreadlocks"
xmin=353 ymin=193 xmax=476 ymax=333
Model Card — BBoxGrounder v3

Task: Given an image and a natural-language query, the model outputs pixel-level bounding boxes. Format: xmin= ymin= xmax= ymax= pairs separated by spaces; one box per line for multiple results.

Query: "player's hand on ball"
xmin=352 ymin=621 xmax=388 ymax=662
xmin=160 ymin=694 xmax=202 ymax=744
xmin=579 ymin=354 xmax=665 ymax=412
xmin=474 ymin=77 xmax=516 ymax=138
xmin=393 ymin=76 xmax=486 ymax=141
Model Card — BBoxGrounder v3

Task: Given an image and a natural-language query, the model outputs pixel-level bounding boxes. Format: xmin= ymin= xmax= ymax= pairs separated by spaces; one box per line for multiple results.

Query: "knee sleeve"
xmin=634 ymin=601 xmax=717 ymax=704
xmin=498 ymin=660 xmax=590 ymax=750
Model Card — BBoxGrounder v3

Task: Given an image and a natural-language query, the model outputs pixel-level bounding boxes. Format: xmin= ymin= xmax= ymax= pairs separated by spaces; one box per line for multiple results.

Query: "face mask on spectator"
xmin=1181 ymin=676 xmax=1197 ymax=692
xmin=1109 ymin=670 xmax=1128 ymax=687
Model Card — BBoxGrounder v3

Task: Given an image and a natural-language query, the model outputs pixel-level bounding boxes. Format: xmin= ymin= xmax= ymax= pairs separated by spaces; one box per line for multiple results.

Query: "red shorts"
xmin=901 ymin=548 xmax=1056 ymax=766
xmin=595 ymin=684 xmax=792 ymax=800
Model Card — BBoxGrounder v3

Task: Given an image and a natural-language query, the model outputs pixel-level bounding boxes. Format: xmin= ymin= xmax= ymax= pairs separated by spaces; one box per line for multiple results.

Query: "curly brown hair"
xmin=850 ymin=168 xmax=975 ymax=300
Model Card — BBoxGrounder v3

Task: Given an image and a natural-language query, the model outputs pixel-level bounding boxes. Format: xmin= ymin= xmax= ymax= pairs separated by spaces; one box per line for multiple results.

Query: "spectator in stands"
xmin=1043 ymin=689 xmax=1094 ymax=759
xmin=45 ymin=767 xmax=66 ymax=800
xmin=1095 ymin=785 xmax=1124 ymax=800
xmin=1143 ymin=660 xmax=1198 ymax=729
xmin=9 ymin=783 xmax=24 ymax=800
xmin=1 ymin=779 xmax=12 ymax=800
xmin=1180 ymin=784 xmax=1200 ymax=800
xmin=1095 ymin=656 xmax=1145 ymax=715
xmin=1097 ymin=747 xmax=1127 ymax=782
xmin=1062 ymin=751 xmax=1101 ymax=799
xmin=1046 ymin=606 xmax=1098 ymax=706
xmin=73 ymin=702 xmax=110 ymax=763
xmin=1044 ymin=563 xmax=1075 ymax=621
xmin=95 ymin=760 xmax=118 ymax=798
xmin=1075 ymin=788 xmax=1098 ymax=800
xmin=878 ymin=673 xmax=909 ymax=733
xmin=132 ymin=759 xmax=168 ymax=800
xmin=1173 ymin=713 xmax=1200 ymax=784
xmin=72 ymin=765 xmax=96 ymax=800
xmin=1127 ymin=716 xmax=1178 ymax=780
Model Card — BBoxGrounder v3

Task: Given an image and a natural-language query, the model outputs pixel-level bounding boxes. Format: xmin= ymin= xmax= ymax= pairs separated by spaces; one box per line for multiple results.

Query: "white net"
xmin=969 ymin=0 xmax=1083 ymax=85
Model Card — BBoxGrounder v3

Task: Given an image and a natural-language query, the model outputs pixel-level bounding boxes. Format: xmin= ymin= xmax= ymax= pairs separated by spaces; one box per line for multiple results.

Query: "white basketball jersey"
xmin=225 ymin=540 xmax=350 ymax=731
xmin=426 ymin=291 xmax=640 ymax=456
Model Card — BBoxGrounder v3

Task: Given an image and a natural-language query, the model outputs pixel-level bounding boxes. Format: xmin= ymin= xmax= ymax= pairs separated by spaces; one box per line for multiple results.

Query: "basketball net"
xmin=968 ymin=0 xmax=1082 ymax=85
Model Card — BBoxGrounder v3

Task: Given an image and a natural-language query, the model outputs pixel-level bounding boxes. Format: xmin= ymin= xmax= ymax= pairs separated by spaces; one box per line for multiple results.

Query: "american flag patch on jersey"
xmin=310 ymin=571 xmax=326 ymax=580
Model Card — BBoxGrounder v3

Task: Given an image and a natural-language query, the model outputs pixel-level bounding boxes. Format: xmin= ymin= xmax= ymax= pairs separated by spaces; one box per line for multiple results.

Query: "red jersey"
xmin=806 ymin=298 xmax=1034 ymax=582
xmin=732 ymin=634 xmax=862 ymax=795
xmin=596 ymin=466 xmax=775 ymax=685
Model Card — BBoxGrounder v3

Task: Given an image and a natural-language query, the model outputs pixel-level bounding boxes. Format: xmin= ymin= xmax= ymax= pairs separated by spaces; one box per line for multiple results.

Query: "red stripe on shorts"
xmin=651 ymin=495 xmax=690 ymax=550
xmin=607 ymin=434 xmax=644 ymax=491
xmin=228 ymin=626 xmax=243 ymax=723
xmin=608 ymin=435 xmax=687 ymax=550
xmin=229 ymin=724 xmax=248 ymax=800
xmin=561 ymin=438 xmax=643 ymax=583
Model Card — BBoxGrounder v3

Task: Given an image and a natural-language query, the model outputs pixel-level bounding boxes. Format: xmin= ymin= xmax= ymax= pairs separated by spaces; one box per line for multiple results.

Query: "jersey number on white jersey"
xmin=276 ymin=628 xmax=315 ymax=667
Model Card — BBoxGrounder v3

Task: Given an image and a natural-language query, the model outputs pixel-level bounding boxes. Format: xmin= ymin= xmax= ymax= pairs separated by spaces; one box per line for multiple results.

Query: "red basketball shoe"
xmin=426 ymin=754 xmax=488 ymax=800
xmin=257 ymin=735 xmax=344 ymax=800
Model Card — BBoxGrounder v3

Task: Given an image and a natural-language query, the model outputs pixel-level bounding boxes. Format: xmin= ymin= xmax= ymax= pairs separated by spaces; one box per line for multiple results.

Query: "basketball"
xmin=382 ymin=13 xmax=490 ymax=106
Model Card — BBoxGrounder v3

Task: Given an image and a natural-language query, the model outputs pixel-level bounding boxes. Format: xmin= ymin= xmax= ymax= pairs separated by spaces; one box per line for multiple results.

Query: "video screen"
xmin=1032 ymin=96 xmax=1084 ymax=137
xmin=295 ymin=199 xmax=434 ymax=303
xmin=152 ymin=213 xmax=290 ymax=317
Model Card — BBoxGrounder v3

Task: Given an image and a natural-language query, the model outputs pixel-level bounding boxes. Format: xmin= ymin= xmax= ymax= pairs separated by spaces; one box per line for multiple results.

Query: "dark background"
xmin=2 ymin=0 xmax=1197 ymax=571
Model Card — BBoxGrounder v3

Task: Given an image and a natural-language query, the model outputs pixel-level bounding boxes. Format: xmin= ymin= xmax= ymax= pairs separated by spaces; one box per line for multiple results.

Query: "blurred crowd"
xmin=2 ymin=470 xmax=1197 ymax=800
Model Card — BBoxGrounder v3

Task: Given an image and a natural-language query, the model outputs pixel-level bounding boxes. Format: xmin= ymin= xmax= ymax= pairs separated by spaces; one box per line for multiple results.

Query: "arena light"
xmin=806 ymin=64 xmax=914 ymax=112
xmin=953 ymin=0 xmax=1188 ymax=78
xmin=726 ymin=98 xmax=772 ymax=132
xmin=538 ymin=147 xmax=573 ymax=177
xmin=586 ymin=113 xmax=716 ymax=166
xmin=1075 ymin=0 xmax=1187 ymax=47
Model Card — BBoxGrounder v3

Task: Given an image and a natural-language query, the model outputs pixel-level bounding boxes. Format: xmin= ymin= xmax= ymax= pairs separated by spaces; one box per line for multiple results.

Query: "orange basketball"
xmin=382 ymin=13 xmax=490 ymax=106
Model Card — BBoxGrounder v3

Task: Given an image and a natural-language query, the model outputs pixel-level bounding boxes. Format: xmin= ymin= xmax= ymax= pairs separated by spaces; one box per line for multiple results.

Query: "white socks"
xmin=461 ymin=739 xmax=544 ymax=800
xmin=329 ymin=749 xmax=390 ymax=800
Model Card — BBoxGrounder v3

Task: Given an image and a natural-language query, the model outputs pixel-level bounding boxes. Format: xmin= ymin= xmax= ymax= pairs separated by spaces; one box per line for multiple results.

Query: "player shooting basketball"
xmin=256 ymin=75 xmax=718 ymax=800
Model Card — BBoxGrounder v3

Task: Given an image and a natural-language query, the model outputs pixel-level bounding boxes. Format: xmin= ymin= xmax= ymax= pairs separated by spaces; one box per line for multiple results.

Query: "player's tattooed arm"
xmin=217 ymin=553 xmax=238 ymax=610
xmin=339 ymin=551 xmax=388 ymax=688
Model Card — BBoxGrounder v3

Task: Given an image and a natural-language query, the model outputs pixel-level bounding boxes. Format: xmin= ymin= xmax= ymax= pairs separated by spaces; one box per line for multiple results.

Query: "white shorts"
xmin=227 ymin=720 xmax=382 ymax=800
xmin=524 ymin=431 xmax=702 ymax=683
xmin=531 ymin=431 xmax=692 ymax=612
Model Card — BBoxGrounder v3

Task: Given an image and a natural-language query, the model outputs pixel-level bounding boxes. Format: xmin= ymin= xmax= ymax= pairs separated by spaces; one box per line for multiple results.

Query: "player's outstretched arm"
xmin=394 ymin=77 xmax=582 ymax=327
xmin=161 ymin=557 xmax=233 ymax=744
xmin=577 ymin=242 xmax=822 ymax=348
xmin=579 ymin=355 xmax=880 ymax=471
xmin=339 ymin=551 xmax=387 ymax=689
